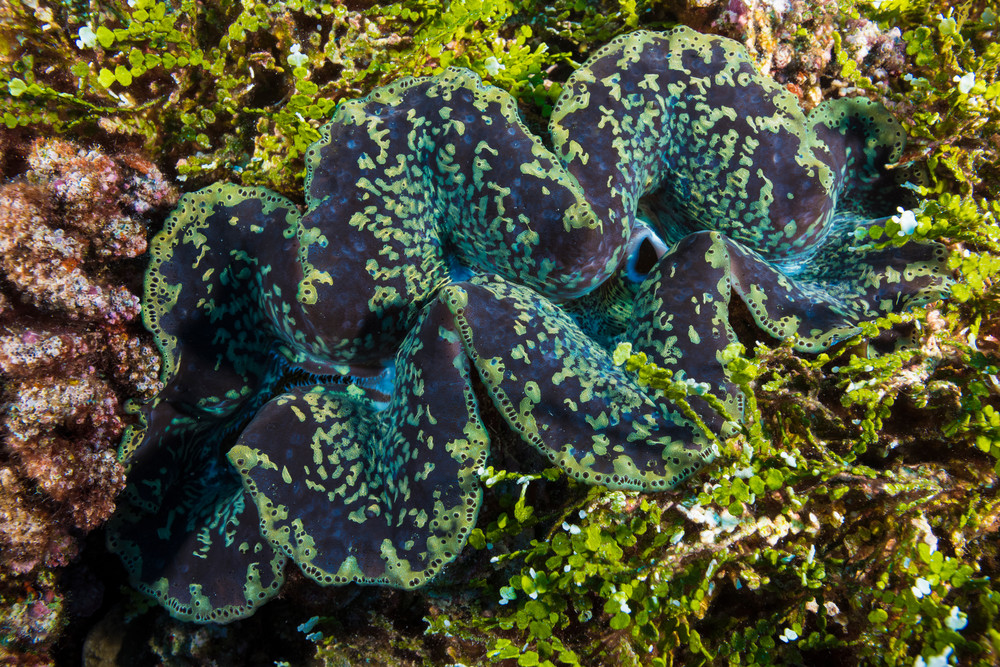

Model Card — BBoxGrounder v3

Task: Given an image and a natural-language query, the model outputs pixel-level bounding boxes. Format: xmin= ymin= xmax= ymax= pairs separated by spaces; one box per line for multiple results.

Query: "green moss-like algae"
xmin=107 ymin=26 xmax=951 ymax=623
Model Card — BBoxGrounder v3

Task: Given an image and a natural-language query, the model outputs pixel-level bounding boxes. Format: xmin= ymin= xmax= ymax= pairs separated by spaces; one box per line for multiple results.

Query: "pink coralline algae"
xmin=0 ymin=137 xmax=174 ymax=322
xmin=0 ymin=136 xmax=176 ymax=656
xmin=710 ymin=0 xmax=906 ymax=107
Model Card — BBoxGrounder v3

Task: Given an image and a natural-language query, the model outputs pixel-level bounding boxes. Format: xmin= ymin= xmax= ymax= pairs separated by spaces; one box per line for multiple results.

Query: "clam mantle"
xmin=107 ymin=26 xmax=950 ymax=623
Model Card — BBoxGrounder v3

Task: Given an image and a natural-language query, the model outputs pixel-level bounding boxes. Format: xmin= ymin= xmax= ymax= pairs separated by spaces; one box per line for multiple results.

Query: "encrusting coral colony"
xmin=106 ymin=26 xmax=949 ymax=624
xmin=0 ymin=137 xmax=174 ymax=650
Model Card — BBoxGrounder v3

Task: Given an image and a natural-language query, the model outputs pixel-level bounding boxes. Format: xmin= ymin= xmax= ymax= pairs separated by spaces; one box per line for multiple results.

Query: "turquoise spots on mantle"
xmin=107 ymin=26 xmax=951 ymax=623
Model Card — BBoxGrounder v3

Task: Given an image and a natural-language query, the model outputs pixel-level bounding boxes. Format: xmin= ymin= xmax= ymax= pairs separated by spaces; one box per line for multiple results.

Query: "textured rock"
xmin=0 ymin=136 xmax=175 ymax=658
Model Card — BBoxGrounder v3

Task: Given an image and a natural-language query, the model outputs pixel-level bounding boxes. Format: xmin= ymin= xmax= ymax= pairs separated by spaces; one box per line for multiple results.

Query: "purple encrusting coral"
xmin=710 ymin=0 xmax=907 ymax=107
xmin=0 ymin=136 xmax=175 ymax=657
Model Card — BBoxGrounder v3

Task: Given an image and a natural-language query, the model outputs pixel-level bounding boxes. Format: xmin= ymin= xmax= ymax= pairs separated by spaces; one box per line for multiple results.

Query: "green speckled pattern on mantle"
xmin=107 ymin=26 xmax=951 ymax=623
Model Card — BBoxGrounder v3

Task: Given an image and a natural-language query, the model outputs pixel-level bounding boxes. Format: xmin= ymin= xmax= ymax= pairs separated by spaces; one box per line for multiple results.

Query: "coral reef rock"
xmin=0 ymin=136 xmax=175 ymax=658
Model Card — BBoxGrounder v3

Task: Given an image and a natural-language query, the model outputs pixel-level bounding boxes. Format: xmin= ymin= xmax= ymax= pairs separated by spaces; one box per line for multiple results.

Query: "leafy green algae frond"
xmin=107 ymin=26 xmax=951 ymax=623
